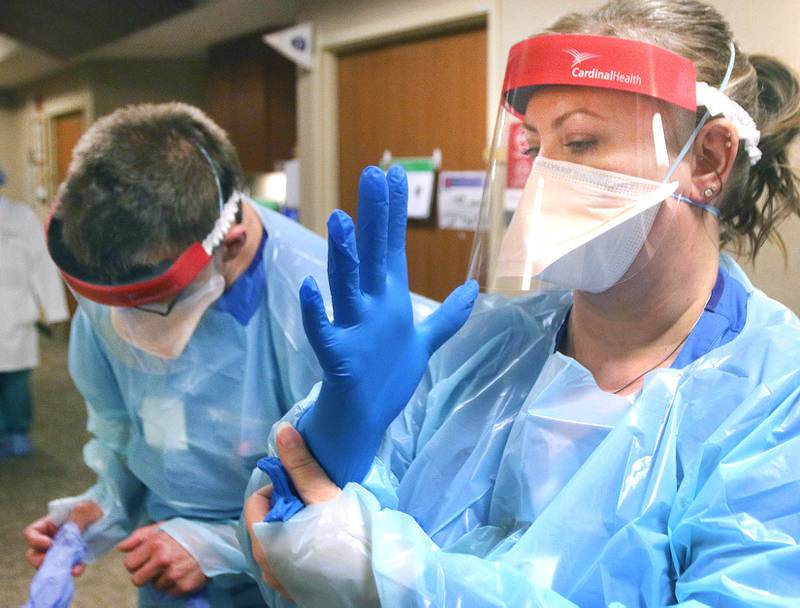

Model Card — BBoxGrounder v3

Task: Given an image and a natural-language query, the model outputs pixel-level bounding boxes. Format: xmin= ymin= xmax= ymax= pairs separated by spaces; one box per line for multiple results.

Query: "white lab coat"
xmin=0 ymin=196 xmax=69 ymax=371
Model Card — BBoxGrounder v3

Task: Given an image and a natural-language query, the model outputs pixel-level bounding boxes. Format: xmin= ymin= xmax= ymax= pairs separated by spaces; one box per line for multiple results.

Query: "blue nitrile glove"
xmin=261 ymin=165 xmax=479 ymax=522
xmin=24 ymin=522 xmax=86 ymax=608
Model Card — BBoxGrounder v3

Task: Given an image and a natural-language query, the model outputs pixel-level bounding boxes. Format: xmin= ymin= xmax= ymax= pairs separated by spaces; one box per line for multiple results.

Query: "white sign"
xmin=263 ymin=23 xmax=313 ymax=70
xmin=406 ymin=170 xmax=435 ymax=220
xmin=437 ymin=171 xmax=485 ymax=230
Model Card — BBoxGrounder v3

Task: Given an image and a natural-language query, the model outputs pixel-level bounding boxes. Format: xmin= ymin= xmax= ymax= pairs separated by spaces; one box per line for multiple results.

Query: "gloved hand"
xmin=260 ymin=165 xmax=478 ymax=521
xmin=24 ymin=522 xmax=87 ymax=608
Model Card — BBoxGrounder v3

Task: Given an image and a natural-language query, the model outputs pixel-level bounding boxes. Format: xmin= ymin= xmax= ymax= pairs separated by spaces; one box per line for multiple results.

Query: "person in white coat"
xmin=0 ymin=169 xmax=69 ymax=457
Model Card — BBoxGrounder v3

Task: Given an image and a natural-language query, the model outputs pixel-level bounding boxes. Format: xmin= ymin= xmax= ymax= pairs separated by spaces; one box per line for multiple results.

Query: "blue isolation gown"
xmin=48 ymin=200 xmax=435 ymax=607
xmin=245 ymin=256 xmax=800 ymax=607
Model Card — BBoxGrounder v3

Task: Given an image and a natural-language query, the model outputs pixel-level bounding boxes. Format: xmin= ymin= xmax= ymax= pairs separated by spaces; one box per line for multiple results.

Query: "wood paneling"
xmin=338 ymin=26 xmax=486 ymax=301
xmin=207 ymin=30 xmax=296 ymax=174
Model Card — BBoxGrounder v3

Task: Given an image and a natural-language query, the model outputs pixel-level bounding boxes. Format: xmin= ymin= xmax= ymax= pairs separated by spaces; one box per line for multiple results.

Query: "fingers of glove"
xmin=327 ymin=210 xmax=364 ymax=325
xmin=420 ymin=279 xmax=479 ymax=354
xmin=386 ymin=165 xmax=409 ymax=284
xmin=299 ymin=277 xmax=336 ymax=365
xmin=356 ymin=166 xmax=389 ymax=296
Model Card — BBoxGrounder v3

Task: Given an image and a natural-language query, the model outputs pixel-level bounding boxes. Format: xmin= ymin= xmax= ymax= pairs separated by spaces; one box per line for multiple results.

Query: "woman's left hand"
xmin=244 ymin=424 xmax=340 ymax=598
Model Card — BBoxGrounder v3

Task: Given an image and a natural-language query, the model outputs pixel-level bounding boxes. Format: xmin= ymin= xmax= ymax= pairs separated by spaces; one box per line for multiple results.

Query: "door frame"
xmin=298 ymin=1 xmax=500 ymax=235
xmin=45 ymin=93 xmax=93 ymax=200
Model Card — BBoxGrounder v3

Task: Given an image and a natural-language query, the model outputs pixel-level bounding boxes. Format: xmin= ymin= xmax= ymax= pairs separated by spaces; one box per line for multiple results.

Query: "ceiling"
xmin=0 ymin=1 xmax=197 ymax=58
xmin=0 ymin=0 xmax=298 ymax=89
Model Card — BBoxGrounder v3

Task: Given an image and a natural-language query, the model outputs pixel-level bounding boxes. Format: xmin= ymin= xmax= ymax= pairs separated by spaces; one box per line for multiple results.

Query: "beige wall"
xmin=297 ymin=0 xmax=800 ymax=312
xmin=707 ymin=0 xmax=800 ymax=311
xmin=3 ymin=59 xmax=206 ymax=220
xmin=91 ymin=59 xmax=206 ymax=119
xmin=14 ymin=66 xmax=94 ymax=217
xmin=0 ymin=106 xmax=25 ymax=202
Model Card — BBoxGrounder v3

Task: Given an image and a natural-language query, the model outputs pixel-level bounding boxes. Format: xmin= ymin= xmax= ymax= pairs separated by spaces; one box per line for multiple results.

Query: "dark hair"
xmin=58 ymin=102 xmax=244 ymax=281
xmin=546 ymin=0 xmax=800 ymax=260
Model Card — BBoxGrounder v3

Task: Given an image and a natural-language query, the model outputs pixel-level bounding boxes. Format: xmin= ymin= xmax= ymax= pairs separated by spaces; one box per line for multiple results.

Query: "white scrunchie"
xmin=696 ymin=82 xmax=762 ymax=165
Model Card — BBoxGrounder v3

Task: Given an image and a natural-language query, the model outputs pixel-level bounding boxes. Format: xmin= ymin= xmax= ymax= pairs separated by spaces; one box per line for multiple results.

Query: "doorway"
xmin=52 ymin=109 xmax=85 ymax=317
xmin=337 ymin=25 xmax=487 ymax=301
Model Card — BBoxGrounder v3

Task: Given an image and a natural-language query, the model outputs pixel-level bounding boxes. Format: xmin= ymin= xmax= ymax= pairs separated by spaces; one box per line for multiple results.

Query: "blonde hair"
xmin=546 ymin=0 xmax=800 ymax=259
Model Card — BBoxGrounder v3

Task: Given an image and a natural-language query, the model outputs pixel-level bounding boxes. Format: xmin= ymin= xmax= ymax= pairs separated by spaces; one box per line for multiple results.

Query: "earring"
xmin=704 ymin=185 xmax=717 ymax=199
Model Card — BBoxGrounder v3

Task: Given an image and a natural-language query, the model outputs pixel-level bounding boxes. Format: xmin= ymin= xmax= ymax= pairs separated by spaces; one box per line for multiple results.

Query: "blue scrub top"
xmin=555 ymin=265 xmax=748 ymax=369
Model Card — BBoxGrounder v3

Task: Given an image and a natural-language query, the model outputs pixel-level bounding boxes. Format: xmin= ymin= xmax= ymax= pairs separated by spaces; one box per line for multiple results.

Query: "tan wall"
xmin=4 ymin=59 xmax=206 ymax=220
xmin=91 ymin=59 xmax=206 ymax=119
xmin=0 ymin=106 xmax=25 ymax=202
xmin=14 ymin=66 xmax=94 ymax=218
xmin=707 ymin=0 xmax=800 ymax=311
xmin=297 ymin=0 xmax=800 ymax=312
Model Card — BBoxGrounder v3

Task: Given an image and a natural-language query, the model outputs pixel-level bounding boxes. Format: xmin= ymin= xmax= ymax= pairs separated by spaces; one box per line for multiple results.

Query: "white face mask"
xmin=111 ymin=264 xmax=226 ymax=360
xmin=496 ymin=156 xmax=679 ymax=293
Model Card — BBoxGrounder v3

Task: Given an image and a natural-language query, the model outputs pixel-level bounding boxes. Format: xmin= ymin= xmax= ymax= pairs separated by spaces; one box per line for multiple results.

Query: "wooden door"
xmin=207 ymin=30 xmax=296 ymax=173
xmin=338 ymin=26 xmax=486 ymax=301
xmin=53 ymin=110 xmax=85 ymax=317
xmin=54 ymin=110 xmax=84 ymax=184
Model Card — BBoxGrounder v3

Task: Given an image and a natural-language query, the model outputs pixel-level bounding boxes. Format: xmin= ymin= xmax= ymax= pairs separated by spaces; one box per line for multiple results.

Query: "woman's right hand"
xmin=23 ymin=500 xmax=102 ymax=576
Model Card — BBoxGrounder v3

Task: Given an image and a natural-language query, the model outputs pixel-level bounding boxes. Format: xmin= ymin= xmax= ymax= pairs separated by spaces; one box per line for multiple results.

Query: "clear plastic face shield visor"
xmin=468 ymin=34 xmax=750 ymax=295
xmin=47 ymin=146 xmax=241 ymax=361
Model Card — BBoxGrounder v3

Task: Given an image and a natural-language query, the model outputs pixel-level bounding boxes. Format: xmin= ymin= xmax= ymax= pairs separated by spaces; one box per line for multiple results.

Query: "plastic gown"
xmin=244 ymin=256 xmax=800 ymax=607
xmin=49 ymin=203 xmax=434 ymax=606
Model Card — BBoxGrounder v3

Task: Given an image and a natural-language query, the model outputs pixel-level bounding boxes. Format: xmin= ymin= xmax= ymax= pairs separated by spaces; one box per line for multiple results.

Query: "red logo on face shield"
xmin=564 ymin=49 xmax=601 ymax=68
xmin=502 ymin=35 xmax=698 ymax=118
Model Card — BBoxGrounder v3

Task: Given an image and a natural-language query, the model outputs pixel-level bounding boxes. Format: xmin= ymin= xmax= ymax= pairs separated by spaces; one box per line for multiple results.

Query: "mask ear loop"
xmin=664 ymin=41 xmax=736 ymax=185
xmin=673 ymin=194 xmax=722 ymax=216
xmin=196 ymin=143 xmax=225 ymax=215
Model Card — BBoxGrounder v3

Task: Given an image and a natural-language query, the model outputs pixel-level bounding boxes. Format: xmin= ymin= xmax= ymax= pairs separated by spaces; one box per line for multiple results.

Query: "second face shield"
xmin=469 ymin=34 xmax=700 ymax=294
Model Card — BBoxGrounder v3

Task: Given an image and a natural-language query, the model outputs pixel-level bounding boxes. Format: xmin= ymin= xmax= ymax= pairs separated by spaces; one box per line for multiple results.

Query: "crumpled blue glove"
xmin=260 ymin=165 xmax=478 ymax=522
xmin=24 ymin=522 xmax=86 ymax=608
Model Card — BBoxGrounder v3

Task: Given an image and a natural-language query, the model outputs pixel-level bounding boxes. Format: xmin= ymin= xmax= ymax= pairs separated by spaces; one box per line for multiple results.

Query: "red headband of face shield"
xmin=502 ymin=34 xmax=697 ymax=118
xmin=46 ymin=195 xmax=238 ymax=308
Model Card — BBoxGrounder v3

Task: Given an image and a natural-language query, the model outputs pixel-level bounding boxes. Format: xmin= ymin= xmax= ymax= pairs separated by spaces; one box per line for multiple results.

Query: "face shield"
xmin=47 ymin=147 xmax=241 ymax=361
xmin=470 ymin=34 xmax=718 ymax=295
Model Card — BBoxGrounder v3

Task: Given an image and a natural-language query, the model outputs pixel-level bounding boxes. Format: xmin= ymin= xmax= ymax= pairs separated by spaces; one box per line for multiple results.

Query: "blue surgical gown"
xmin=49 ymin=201 xmax=435 ymax=607
xmin=246 ymin=256 xmax=800 ymax=607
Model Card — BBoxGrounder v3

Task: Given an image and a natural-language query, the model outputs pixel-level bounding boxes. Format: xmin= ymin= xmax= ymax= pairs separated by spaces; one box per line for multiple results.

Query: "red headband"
xmin=502 ymin=34 xmax=697 ymax=118
xmin=46 ymin=202 xmax=213 ymax=307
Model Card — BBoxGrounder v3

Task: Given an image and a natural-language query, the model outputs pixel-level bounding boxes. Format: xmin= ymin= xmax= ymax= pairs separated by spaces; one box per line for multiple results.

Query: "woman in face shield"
xmin=242 ymin=1 xmax=800 ymax=606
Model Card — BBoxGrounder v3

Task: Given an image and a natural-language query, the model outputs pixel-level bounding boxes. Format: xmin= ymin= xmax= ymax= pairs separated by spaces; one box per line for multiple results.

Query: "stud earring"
xmin=704 ymin=185 xmax=717 ymax=199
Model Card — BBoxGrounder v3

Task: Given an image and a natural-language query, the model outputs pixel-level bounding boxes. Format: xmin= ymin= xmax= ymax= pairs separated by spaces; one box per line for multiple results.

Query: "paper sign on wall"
xmin=381 ymin=157 xmax=436 ymax=220
xmin=437 ymin=171 xmax=485 ymax=231
xmin=504 ymin=122 xmax=533 ymax=212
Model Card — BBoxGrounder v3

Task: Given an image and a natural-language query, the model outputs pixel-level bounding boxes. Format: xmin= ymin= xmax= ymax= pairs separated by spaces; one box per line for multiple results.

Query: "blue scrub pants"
xmin=137 ymin=574 xmax=267 ymax=607
xmin=0 ymin=369 xmax=33 ymax=436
